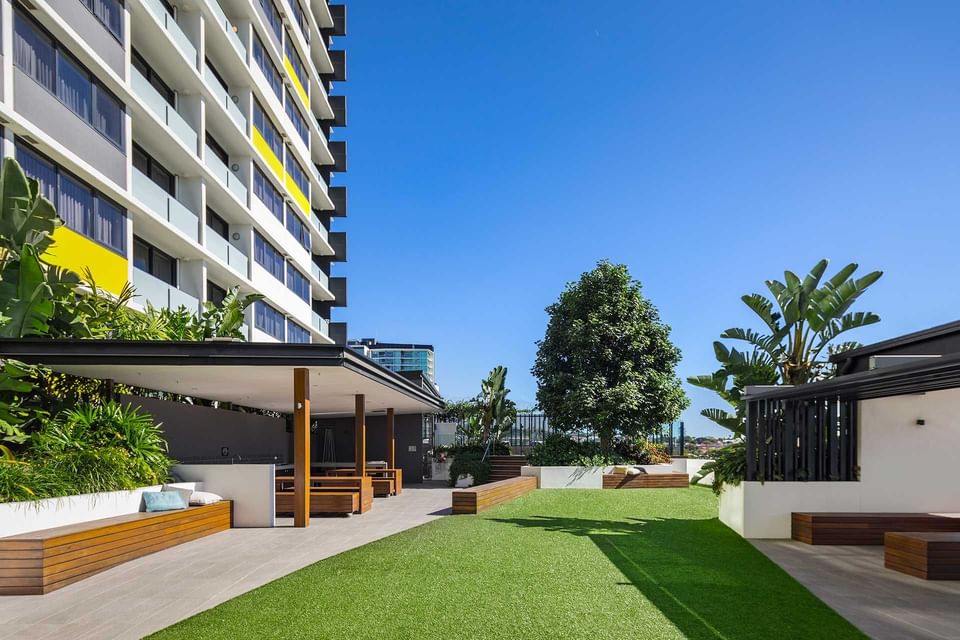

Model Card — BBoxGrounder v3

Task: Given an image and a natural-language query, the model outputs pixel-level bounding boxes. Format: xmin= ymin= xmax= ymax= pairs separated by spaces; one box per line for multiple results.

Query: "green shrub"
xmin=691 ymin=441 xmax=746 ymax=495
xmin=528 ymin=434 xmax=626 ymax=467
xmin=448 ymin=451 xmax=490 ymax=487
xmin=0 ymin=402 xmax=173 ymax=503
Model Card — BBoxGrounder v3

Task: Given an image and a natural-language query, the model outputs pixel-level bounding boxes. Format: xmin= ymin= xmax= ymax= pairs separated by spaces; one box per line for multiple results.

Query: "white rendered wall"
xmin=0 ymin=485 xmax=162 ymax=537
xmin=173 ymin=464 xmax=275 ymax=527
xmin=521 ymin=466 xmax=604 ymax=489
xmin=720 ymin=387 xmax=960 ymax=538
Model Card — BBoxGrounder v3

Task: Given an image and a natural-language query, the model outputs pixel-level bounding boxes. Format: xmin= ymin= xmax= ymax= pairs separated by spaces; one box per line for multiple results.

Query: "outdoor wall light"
xmin=231 ymin=232 xmax=241 ymax=241
xmin=916 ymin=419 xmax=926 ymax=426
xmin=296 ymin=402 xmax=304 ymax=410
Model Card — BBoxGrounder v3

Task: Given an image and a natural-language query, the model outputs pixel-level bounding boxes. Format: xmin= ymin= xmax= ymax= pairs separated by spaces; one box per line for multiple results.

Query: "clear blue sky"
xmin=333 ymin=1 xmax=960 ymax=437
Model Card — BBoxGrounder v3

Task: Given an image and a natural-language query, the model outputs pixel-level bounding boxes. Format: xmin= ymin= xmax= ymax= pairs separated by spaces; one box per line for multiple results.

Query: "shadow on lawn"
xmin=489 ymin=514 xmax=862 ymax=640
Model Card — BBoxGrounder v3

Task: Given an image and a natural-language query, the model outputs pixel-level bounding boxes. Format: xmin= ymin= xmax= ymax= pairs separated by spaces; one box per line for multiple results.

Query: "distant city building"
xmin=348 ymin=339 xmax=436 ymax=384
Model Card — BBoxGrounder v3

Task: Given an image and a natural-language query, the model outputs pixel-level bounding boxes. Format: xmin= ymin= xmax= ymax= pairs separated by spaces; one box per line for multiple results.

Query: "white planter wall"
xmin=0 ymin=485 xmax=162 ymax=538
xmin=174 ymin=464 xmax=275 ymax=527
xmin=719 ymin=481 xmax=862 ymax=538
xmin=521 ymin=466 xmax=604 ymax=489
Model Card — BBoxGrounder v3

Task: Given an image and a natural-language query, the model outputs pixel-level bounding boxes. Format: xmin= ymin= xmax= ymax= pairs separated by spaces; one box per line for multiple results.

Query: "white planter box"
xmin=672 ymin=458 xmax=715 ymax=485
xmin=521 ymin=466 xmax=604 ymax=489
xmin=0 ymin=485 xmax=162 ymax=538
xmin=719 ymin=481 xmax=862 ymax=539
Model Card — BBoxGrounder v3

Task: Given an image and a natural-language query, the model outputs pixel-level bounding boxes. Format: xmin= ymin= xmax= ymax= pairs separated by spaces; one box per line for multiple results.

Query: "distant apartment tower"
xmin=349 ymin=339 xmax=436 ymax=384
xmin=1 ymin=0 xmax=349 ymax=343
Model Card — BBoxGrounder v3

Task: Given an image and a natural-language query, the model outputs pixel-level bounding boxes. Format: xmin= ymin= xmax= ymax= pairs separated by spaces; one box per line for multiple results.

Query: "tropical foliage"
xmin=690 ymin=441 xmax=747 ymax=495
xmin=688 ymin=259 xmax=882 ymax=435
xmin=0 ymin=401 xmax=172 ymax=502
xmin=533 ymin=260 xmax=688 ymax=448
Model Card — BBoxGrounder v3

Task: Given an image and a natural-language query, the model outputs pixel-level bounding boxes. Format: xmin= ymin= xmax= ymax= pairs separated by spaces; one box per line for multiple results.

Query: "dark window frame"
xmin=253 ymin=99 xmax=283 ymax=160
xmin=254 ymin=231 xmax=284 ymax=282
xmin=286 ymin=262 xmax=310 ymax=303
xmin=133 ymin=235 xmax=177 ymax=286
xmin=252 ymin=32 xmax=282 ymax=100
xmin=284 ymin=88 xmax=309 ymax=145
xmin=205 ymin=132 xmax=229 ymax=165
xmin=254 ymin=300 xmax=285 ymax=341
xmin=285 ymin=209 xmax=311 ymax=251
xmin=253 ymin=164 xmax=284 ymax=222
xmin=285 ymin=148 xmax=309 ymax=197
xmin=287 ymin=320 xmax=310 ymax=344
xmin=133 ymin=48 xmax=174 ymax=106
xmin=206 ymin=207 xmax=229 ymax=239
xmin=133 ymin=143 xmax=175 ymax=196
xmin=206 ymin=280 xmax=228 ymax=306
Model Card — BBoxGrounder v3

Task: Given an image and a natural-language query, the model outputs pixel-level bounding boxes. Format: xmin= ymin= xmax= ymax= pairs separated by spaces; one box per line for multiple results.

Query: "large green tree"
xmin=532 ymin=261 xmax=688 ymax=448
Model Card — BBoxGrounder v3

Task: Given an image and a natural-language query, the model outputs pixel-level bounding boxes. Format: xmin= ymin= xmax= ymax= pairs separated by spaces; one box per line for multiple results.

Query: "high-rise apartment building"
xmin=1 ymin=0 xmax=348 ymax=343
xmin=348 ymin=339 xmax=436 ymax=384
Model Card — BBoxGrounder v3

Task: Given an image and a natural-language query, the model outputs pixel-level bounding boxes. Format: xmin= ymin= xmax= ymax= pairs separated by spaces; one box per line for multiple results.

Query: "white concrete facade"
xmin=0 ymin=0 xmax=346 ymax=343
xmin=720 ymin=387 xmax=960 ymax=538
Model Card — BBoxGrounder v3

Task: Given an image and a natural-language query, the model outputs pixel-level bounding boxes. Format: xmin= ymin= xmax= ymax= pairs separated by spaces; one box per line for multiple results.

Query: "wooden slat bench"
xmin=275 ymin=491 xmax=358 ymax=516
xmin=0 ymin=501 xmax=232 ymax=595
xmin=602 ymin=472 xmax=689 ymax=489
xmin=275 ymin=476 xmax=373 ymax=513
xmin=885 ymin=532 xmax=960 ymax=580
xmin=327 ymin=468 xmax=403 ymax=497
xmin=452 ymin=476 xmax=537 ymax=514
xmin=792 ymin=513 xmax=960 ymax=545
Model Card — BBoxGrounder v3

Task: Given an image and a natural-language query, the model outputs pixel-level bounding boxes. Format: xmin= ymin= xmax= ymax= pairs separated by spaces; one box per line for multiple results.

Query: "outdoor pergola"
xmin=0 ymin=339 xmax=443 ymax=527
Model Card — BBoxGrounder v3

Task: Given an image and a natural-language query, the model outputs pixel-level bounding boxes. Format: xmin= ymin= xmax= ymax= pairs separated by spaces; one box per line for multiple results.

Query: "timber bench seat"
xmin=602 ymin=472 xmax=689 ymax=489
xmin=885 ymin=532 xmax=960 ymax=580
xmin=275 ymin=476 xmax=373 ymax=514
xmin=792 ymin=512 xmax=960 ymax=545
xmin=452 ymin=476 xmax=537 ymax=514
xmin=275 ymin=491 xmax=358 ymax=516
xmin=0 ymin=501 xmax=232 ymax=595
xmin=328 ymin=468 xmax=403 ymax=497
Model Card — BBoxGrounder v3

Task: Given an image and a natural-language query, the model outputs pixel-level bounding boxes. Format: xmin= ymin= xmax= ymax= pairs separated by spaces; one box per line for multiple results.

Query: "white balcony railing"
xmin=132 ymin=169 xmax=199 ymax=241
xmin=131 ymin=67 xmax=198 ymax=152
xmin=205 ymin=0 xmax=246 ymax=58
xmin=206 ymin=228 xmax=249 ymax=276
xmin=310 ymin=261 xmax=329 ymax=290
xmin=204 ymin=148 xmax=248 ymax=204
xmin=144 ymin=0 xmax=198 ymax=66
xmin=311 ymin=311 xmax=328 ymax=336
xmin=308 ymin=213 xmax=329 ymax=245
xmin=203 ymin=65 xmax=247 ymax=131
xmin=133 ymin=268 xmax=200 ymax=313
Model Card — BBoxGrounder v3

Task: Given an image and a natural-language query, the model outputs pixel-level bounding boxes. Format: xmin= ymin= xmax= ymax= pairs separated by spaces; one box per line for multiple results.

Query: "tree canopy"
xmin=532 ymin=261 xmax=688 ymax=446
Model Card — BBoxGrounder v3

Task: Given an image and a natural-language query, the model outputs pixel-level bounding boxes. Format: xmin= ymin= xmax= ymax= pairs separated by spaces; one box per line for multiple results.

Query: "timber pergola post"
xmin=293 ymin=367 xmax=310 ymax=528
xmin=355 ymin=394 xmax=366 ymax=477
xmin=386 ymin=408 xmax=395 ymax=469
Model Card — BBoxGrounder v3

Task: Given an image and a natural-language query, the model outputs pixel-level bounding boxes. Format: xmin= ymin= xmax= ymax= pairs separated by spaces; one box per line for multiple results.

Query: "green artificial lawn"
xmin=150 ymin=488 xmax=865 ymax=640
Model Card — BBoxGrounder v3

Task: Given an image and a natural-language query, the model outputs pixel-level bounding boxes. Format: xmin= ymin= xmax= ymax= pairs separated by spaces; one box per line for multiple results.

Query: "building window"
xmin=133 ymin=49 xmax=174 ymax=106
xmin=206 ymin=132 xmax=229 ymax=165
xmin=284 ymin=34 xmax=308 ymax=94
xmin=284 ymin=89 xmax=309 ymax=146
xmin=14 ymin=10 xmax=124 ymax=148
xmin=16 ymin=143 xmax=126 ymax=254
xmin=258 ymin=0 xmax=282 ymax=43
xmin=285 ymin=210 xmax=310 ymax=251
xmin=287 ymin=320 xmax=310 ymax=344
xmin=252 ymin=33 xmax=282 ymax=100
xmin=254 ymin=231 xmax=284 ymax=282
xmin=286 ymin=263 xmax=309 ymax=303
xmin=133 ymin=143 xmax=175 ymax=195
xmin=204 ymin=57 xmax=229 ymax=93
xmin=253 ymin=100 xmax=283 ymax=160
xmin=207 ymin=208 xmax=229 ymax=239
xmin=81 ymin=0 xmax=124 ymax=42
xmin=255 ymin=301 xmax=284 ymax=340
xmin=285 ymin=149 xmax=309 ymax=198
xmin=253 ymin=165 xmax=283 ymax=222
xmin=133 ymin=236 xmax=176 ymax=285
xmin=207 ymin=280 xmax=227 ymax=306
xmin=290 ymin=0 xmax=309 ymax=44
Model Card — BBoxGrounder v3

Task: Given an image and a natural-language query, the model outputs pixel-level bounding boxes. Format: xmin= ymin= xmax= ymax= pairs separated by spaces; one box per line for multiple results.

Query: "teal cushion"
xmin=143 ymin=490 xmax=187 ymax=512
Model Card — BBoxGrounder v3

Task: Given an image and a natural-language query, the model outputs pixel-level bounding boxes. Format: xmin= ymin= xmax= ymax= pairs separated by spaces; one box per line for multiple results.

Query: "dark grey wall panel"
xmin=121 ymin=395 xmax=288 ymax=463
xmin=14 ymin=69 xmax=127 ymax=188
xmin=49 ymin=3 xmax=125 ymax=77
xmin=313 ymin=413 xmax=424 ymax=483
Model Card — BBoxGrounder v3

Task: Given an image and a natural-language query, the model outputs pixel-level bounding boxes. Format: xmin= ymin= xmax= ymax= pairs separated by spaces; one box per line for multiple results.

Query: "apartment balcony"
xmin=308 ymin=213 xmax=329 ymax=245
xmin=311 ymin=261 xmax=329 ymax=290
xmin=143 ymin=0 xmax=197 ymax=66
xmin=131 ymin=68 xmax=198 ymax=153
xmin=311 ymin=311 xmax=329 ymax=336
xmin=133 ymin=267 xmax=200 ymax=313
xmin=133 ymin=169 xmax=199 ymax=242
xmin=205 ymin=229 xmax=249 ymax=276
xmin=204 ymin=150 xmax=248 ymax=204
xmin=204 ymin=0 xmax=245 ymax=58
xmin=203 ymin=65 xmax=246 ymax=131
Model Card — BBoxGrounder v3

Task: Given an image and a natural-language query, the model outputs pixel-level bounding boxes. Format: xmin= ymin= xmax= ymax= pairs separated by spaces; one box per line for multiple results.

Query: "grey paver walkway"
xmin=752 ymin=539 xmax=960 ymax=640
xmin=0 ymin=482 xmax=453 ymax=640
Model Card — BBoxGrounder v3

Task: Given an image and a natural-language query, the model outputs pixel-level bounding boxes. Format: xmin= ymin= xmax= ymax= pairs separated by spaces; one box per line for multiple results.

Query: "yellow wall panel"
xmin=284 ymin=57 xmax=310 ymax=110
xmin=285 ymin=172 xmax=310 ymax=215
xmin=43 ymin=227 xmax=128 ymax=295
xmin=253 ymin=127 xmax=285 ymax=179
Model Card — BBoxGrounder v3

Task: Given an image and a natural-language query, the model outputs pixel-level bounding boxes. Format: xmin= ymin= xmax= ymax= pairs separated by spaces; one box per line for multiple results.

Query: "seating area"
xmin=884 ymin=532 xmax=960 ymax=580
xmin=452 ymin=476 xmax=537 ymax=514
xmin=602 ymin=472 xmax=689 ymax=489
xmin=0 ymin=501 xmax=232 ymax=595
xmin=327 ymin=467 xmax=403 ymax=497
xmin=275 ymin=475 xmax=374 ymax=515
xmin=791 ymin=512 xmax=960 ymax=545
